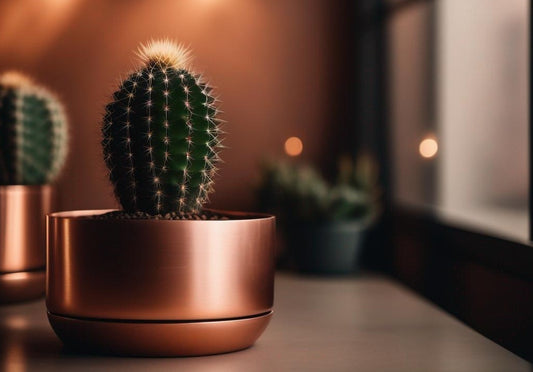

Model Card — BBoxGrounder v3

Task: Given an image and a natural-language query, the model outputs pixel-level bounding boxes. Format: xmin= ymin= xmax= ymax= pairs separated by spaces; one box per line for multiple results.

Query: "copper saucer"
xmin=48 ymin=311 xmax=272 ymax=356
xmin=0 ymin=270 xmax=45 ymax=304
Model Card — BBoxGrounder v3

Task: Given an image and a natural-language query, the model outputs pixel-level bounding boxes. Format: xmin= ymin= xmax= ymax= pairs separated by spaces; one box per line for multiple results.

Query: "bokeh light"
xmin=419 ymin=137 xmax=438 ymax=158
xmin=284 ymin=137 xmax=303 ymax=157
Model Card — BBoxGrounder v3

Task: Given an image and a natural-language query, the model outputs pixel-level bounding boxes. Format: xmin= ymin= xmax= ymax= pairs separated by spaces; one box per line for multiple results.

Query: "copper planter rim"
xmin=0 ymin=184 xmax=51 ymax=191
xmin=46 ymin=208 xmax=275 ymax=356
xmin=48 ymin=208 xmax=275 ymax=221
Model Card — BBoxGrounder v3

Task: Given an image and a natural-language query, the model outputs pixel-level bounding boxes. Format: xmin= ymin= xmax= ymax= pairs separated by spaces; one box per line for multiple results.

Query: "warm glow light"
xmin=4 ymin=315 xmax=29 ymax=331
xmin=284 ymin=137 xmax=303 ymax=157
xmin=419 ymin=137 xmax=438 ymax=158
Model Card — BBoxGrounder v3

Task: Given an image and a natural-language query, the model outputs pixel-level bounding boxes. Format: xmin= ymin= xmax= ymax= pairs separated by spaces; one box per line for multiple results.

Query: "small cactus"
xmin=102 ymin=40 xmax=222 ymax=215
xmin=257 ymin=160 xmax=374 ymax=223
xmin=0 ymin=72 xmax=68 ymax=185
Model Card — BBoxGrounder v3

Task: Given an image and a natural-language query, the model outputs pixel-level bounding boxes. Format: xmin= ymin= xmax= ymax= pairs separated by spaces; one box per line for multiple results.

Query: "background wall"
xmin=388 ymin=1 xmax=434 ymax=207
xmin=0 ymin=0 xmax=343 ymax=212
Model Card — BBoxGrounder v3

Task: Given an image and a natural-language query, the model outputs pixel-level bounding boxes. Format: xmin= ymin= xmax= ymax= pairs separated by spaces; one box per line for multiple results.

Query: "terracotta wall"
xmin=0 ymin=0 xmax=339 ymax=212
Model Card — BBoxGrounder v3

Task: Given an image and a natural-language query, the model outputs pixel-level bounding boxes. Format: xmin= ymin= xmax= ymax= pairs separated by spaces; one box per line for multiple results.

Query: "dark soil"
xmin=90 ymin=210 xmax=230 ymax=220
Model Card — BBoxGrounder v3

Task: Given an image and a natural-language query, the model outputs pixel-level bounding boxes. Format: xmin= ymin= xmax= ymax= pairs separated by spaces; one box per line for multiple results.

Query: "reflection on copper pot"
xmin=46 ymin=209 xmax=275 ymax=356
xmin=0 ymin=186 xmax=52 ymax=303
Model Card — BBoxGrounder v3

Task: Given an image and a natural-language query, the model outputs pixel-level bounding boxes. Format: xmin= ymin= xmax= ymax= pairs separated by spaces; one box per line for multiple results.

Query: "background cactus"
xmin=102 ymin=40 xmax=222 ymax=215
xmin=0 ymin=72 xmax=68 ymax=185
xmin=257 ymin=157 xmax=377 ymax=224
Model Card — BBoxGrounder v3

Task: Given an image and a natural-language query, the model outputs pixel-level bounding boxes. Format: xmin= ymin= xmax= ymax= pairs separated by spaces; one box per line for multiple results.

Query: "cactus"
xmin=102 ymin=40 xmax=222 ymax=215
xmin=0 ymin=72 xmax=68 ymax=185
xmin=257 ymin=160 xmax=374 ymax=223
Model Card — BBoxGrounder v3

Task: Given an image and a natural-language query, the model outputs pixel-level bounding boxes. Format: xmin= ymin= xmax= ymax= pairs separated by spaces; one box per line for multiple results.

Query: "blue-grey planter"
xmin=287 ymin=220 xmax=367 ymax=275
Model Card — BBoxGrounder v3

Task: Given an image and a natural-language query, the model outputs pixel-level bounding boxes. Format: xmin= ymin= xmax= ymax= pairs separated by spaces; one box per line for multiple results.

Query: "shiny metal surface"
xmin=48 ymin=311 xmax=272 ymax=357
xmin=0 ymin=270 xmax=45 ymax=304
xmin=0 ymin=186 xmax=51 ymax=303
xmin=47 ymin=209 xmax=275 ymax=321
xmin=0 ymin=185 xmax=52 ymax=273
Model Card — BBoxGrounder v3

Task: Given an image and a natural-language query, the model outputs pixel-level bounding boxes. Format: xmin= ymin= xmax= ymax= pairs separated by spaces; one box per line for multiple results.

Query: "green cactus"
xmin=0 ymin=72 xmax=68 ymax=185
xmin=102 ymin=40 xmax=222 ymax=215
xmin=257 ymin=159 xmax=374 ymax=224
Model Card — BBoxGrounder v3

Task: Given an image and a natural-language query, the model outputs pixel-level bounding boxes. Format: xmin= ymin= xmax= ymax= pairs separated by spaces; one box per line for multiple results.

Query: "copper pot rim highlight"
xmin=48 ymin=209 xmax=275 ymax=223
xmin=0 ymin=184 xmax=51 ymax=193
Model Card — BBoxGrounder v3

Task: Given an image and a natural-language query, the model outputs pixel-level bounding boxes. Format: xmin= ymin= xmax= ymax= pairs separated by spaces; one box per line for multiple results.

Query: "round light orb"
xmin=419 ymin=137 xmax=438 ymax=158
xmin=284 ymin=137 xmax=303 ymax=157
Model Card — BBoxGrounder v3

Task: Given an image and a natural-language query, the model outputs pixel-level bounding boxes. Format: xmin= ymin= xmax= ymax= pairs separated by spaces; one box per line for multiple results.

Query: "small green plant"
xmin=102 ymin=40 xmax=223 ymax=215
xmin=0 ymin=72 xmax=68 ymax=185
xmin=257 ymin=156 xmax=378 ymax=225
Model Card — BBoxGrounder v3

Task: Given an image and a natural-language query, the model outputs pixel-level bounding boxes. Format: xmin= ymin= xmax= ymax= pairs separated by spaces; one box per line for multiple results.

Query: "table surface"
xmin=0 ymin=274 xmax=529 ymax=371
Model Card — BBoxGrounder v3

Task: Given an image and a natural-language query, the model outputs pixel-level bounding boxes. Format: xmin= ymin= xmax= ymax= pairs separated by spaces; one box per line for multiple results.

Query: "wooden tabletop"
xmin=0 ymin=274 xmax=528 ymax=371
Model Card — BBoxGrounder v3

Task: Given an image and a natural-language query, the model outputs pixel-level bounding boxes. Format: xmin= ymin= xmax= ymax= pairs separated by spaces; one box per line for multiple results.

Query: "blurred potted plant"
xmin=46 ymin=40 xmax=275 ymax=357
xmin=257 ymin=154 xmax=379 ymax=274
xmin=0 ymin=72 xmax=68 ymax=303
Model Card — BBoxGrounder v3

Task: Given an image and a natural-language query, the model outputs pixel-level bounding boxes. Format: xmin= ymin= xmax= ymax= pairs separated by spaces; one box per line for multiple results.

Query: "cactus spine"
xmin=0 ymin=72 xmax=68 ymax=185
xmin=102 ymin=40 xmax=222 ymax=215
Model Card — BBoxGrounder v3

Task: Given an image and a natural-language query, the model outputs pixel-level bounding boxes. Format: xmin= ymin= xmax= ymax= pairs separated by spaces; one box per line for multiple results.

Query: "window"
xmin=390 ymin=0 xmax=529 ymax=241
xmin=384 ymin=0 xmax=533 ymax=360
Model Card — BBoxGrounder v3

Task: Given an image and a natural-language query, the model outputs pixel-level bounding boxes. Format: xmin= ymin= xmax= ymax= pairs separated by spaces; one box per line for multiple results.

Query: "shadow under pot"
xmin=46 ymin=209 xmax=275 ymax=357
xmin=286 ymin=220 xmax=367 ymax=275
xmin=0 ymin=185 xmax=52 ymax=303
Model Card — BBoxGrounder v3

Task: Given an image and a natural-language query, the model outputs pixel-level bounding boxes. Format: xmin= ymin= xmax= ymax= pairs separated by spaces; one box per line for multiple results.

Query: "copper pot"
xmin=0 ymin=185 xmax=52 ymax=303
xmin=46 ymin=209 xmax=275 ymax=356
